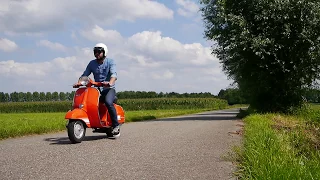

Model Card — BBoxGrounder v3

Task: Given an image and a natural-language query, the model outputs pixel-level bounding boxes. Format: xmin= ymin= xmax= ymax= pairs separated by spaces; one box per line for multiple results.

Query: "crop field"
xmin=0 ymin=98 xmax=228 ymax=113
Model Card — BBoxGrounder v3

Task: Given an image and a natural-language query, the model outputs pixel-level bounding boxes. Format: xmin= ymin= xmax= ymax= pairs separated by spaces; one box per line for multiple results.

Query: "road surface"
xmin=0 ymin=108 xmax=243 ymax=180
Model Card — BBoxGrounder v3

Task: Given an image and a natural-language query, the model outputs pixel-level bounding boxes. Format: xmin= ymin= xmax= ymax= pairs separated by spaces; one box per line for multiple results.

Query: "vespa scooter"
xmin=65 ymin=76 xmax=125 ymax=143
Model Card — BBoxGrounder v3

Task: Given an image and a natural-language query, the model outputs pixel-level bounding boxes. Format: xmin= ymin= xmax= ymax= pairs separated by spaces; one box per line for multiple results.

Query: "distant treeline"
xmin=1 ymin=87 xmax=318 ymax=104
xmin=0 ymin=91 xmax=217 ymax=103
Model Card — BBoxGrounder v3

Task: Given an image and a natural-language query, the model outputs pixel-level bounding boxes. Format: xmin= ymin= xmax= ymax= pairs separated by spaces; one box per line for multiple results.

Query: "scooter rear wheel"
xmin=67 ymin=120 xmax=86 ymax=143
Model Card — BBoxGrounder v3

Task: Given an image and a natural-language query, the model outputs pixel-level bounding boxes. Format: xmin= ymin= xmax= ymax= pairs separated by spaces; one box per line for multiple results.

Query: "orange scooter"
xmin=65 ymin=76 xmax=125 ymax=143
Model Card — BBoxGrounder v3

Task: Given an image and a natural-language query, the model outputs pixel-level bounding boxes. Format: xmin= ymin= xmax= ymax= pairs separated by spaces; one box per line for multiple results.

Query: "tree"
xmin=45 ymin=92 xmax=52 ymax=101
xmin=39 ymin=92 xmax=46 ymax=101
xmin=200 ymin=0 xmax=320 ymax=113
xmin=70 ymin=91 xmax=75 ymax=100
xmin=4 ymin=93 xmax=10 ymax=102
xmin=0 ymin=92 xmax=5 ymax=102
xmin=26 ymin=92 xmax=32 ymax=102
xmin=18 ymin=92 xmax=25 ymax=102
xmin=59 ymin=92 xmax=67 ymax=101
xmin=10 ymin=92 xmax=19 ymax=102
xmin=218 ymin=88 xmax=247 ymax=105
xmin=52 ymin=92 xmax=59 ymax=101
xmin=33 ymin=92 xmax=40 ymax=102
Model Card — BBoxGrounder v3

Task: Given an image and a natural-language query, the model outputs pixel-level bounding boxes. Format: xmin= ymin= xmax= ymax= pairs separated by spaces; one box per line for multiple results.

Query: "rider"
xmin=73 ymin=43 xmax=120 ymax=138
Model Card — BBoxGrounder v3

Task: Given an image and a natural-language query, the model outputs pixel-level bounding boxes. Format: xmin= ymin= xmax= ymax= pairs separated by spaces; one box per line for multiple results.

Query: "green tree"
xmin=10 ymin=92 xmax=18 ymax=102
xmin=45 ymin=92 xmax=52 ymax=101
xmin=158 ymin=92 xmax=164 ymax=98
xmin=59 ymin=92 xmax=67 ymax=101
xmin=147 ymin=91 xmax=157 ymax=98
xmin=70 ymin=91 xmax=75 ymax=100
xmin=52 ymin=92 xmax=59 ymax=101
xmin=18 ymin=92 xmax=25 ymax=102
xmin=0 ymin=92 xmax=5 ymax=102
xmin=65 ymin=92 xmax=71 ymax=101
xmin=26 ymin=92 xmax=33 ymax=102
xmin=39 ymin=92 xmax=46 ymax=101
xmin=33 ymin=92 xmax=40 ymax=101
xmin=218 ymin=88 xmax=247 ymax=105
xmin=200 ymin=0 xmax=320 ymax=113
xmin=4 ymin=93 xmax=10 ymax=102
xmin=304 ymin=86 xmax=320 ymax=103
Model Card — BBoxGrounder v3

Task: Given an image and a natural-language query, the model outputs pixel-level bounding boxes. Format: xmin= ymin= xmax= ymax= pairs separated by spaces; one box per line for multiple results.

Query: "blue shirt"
xmin=81 ymin=58 xmax=117 ymax=89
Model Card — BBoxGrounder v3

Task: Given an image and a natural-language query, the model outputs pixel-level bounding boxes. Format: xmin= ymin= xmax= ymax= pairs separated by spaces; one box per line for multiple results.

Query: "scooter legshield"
xmin=65 ymin=109 xmax=91 ymax=127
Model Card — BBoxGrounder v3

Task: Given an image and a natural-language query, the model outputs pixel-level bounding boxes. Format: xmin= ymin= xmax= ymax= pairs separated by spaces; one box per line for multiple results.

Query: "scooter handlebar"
xmin=72 ymin=81 xmax=108 ymax=88
xmin=93 ymin=82 xmax=104 ymax=87
xmin=93 ymin=82 xmax=111 ymax=87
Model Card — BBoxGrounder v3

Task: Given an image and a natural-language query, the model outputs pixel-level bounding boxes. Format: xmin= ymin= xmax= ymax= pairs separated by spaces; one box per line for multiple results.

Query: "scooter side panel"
xmin=99 ymin=103 xmax=125 ymax=126
xmin=115 ymin=104 xmax=125 ymax=124
xmin=98 ymin=103 xmax=112 ymax=127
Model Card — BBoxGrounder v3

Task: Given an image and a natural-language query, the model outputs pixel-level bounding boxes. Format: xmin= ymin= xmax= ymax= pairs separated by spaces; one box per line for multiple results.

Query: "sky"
xmin=0 ymin=0 xmax=233 ymax=95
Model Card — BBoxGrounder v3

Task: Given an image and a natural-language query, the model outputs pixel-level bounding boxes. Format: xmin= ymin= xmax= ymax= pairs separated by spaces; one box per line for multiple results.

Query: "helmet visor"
xmin=93 ymin=47 xmax=104 ymax=54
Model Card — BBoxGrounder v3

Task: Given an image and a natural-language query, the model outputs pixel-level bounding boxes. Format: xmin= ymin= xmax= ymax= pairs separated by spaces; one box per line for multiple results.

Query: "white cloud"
xmin=152 ymin=70 xmax=174 ymax=80
xmin=125 ymin=30 xmax=216 ymax=66
xmin=0 ymin=27 xmax=231 ymax=94
xmin=177 ymin=8 xmax=190 ymax=17
xmin=0 ymin=50 xmax=92 ymax=93
xmin=176 ymin=0 xmax=199 ymax=17
xmin=0 ymin=38 xmax=18 ymax=52
xmin=0 ymin=60 xmax=51 ymax=78
xmin=81 ymin=27 xmax=218 ymax=67
xmin=0 ymin=0 xmax=174 ymax=34
xmin=37 ymin=40 xmax=67 ymax=51
xmin=80 ymin=25 xmax=125 ymax=46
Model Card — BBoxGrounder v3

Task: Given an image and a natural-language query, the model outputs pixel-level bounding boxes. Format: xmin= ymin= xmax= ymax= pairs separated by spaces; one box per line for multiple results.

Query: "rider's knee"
xmin=105 ymin=100 xmax=113 ymax=107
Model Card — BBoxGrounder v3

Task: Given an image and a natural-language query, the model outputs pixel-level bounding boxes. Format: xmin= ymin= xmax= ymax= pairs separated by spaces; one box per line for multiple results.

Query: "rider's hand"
xmin=101 ymin=81 xmax=111 ymax=87
xmin=73 ymin=82 xmax=80 ymax=88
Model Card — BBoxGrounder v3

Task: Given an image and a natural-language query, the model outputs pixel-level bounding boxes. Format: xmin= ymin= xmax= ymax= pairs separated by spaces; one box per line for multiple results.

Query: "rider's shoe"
xmin=109 ymin=125 xmax=120 ymax=139
xmin=112 ymin=125 xmax=120 ymax=133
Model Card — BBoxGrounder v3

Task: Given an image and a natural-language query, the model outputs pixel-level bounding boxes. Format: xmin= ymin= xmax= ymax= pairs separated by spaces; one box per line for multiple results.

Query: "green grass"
xmin=295 ymin=104 xmax=320 ymax=122
xmin=236 ymin=105 xmax=320 ymax=179
xmin=0 ymin=113 xmax=65 ymax=140
xmin=0 ymin=108 xmax=229 ymax=140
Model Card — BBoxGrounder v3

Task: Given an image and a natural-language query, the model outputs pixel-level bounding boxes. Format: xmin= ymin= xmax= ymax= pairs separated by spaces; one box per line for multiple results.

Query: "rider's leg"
xmin=103 ymin=88 xmax=119 ymax=129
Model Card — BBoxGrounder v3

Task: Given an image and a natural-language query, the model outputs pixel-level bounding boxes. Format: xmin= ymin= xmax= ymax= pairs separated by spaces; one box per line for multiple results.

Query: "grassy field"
xmin=0 ymin=108 xmax=237 ymax=140
xmin=235 ymin=104 xmax=320 ymax=179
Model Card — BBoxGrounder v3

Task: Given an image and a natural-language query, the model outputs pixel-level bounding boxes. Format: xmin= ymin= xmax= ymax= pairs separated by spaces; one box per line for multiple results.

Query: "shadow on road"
xmin=44 ymin=135 xmax=107 ymax=145
xmin=147 ymin=108 xmax=241 ymax=122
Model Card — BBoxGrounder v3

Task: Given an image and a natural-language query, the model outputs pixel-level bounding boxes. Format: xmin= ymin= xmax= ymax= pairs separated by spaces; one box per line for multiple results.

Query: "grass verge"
xmin=235 ymin=104 xmax=320 ymax=179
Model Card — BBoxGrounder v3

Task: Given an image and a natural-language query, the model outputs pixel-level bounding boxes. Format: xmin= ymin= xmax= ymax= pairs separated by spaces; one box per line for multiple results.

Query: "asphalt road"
xmin=0 ymin=108 xmax=243 ymax=180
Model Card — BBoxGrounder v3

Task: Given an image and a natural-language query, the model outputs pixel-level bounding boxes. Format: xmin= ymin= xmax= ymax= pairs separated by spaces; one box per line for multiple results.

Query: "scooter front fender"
xmin=65 ymin=109 xmax=91 ymax=127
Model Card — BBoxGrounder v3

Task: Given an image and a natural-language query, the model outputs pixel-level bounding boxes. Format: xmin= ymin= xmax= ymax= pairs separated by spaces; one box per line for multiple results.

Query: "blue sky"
xmin=0 ymin=0 xmax=232 ymax=94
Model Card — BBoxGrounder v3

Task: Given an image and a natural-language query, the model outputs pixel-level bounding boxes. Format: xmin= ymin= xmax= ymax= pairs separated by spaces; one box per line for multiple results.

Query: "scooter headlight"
xmin=79 ymin=76 xmax=89 ymax=86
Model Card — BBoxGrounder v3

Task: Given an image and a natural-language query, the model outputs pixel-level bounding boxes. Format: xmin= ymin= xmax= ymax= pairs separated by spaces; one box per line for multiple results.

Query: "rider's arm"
xmin=79 ymin=62 xmax=92 ymax=81
xmin=74 ymin=62 xmax=92 ymax=87
xmin=108 ymin=59 xmax=117 ymax=85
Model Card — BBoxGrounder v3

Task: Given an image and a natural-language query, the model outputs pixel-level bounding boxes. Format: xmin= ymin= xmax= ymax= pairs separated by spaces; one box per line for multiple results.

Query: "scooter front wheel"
xmin=67 ymin=120 xmax=86 ymax=143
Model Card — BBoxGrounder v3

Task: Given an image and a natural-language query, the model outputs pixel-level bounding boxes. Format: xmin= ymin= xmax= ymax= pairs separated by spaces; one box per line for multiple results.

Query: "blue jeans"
xmin=101 ymin=88 xmax=119 ymax=128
